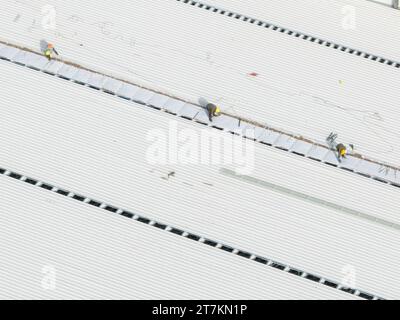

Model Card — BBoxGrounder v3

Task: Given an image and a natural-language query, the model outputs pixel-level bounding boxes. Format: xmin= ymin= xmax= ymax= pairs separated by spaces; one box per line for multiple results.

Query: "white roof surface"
xmin=0 ymin=0 xmax=399 ymax=299
xmin=207 ymin=0 xmax=400 ymax=62
xmin=0 ymin=58 xmax=398 ymax=299
xmin=1 ymin=0 xmax=400 ymax=165
xmin=1 ymin=174 xmax=357 ymax=299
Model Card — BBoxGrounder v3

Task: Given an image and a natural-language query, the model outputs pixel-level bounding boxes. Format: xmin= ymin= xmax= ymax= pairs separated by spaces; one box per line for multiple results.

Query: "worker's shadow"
xmin=198 ymin=97 xmax=208 ymax=108
xmin=39 ymin=39 xmax=49 ymax=52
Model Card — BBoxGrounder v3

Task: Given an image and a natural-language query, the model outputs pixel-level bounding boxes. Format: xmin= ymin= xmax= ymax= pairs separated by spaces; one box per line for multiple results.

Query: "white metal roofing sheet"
xmin=0 ymin=59 xmax=398 ymax=298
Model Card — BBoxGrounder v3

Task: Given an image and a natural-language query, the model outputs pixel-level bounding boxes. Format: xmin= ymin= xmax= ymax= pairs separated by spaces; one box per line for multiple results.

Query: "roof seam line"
xmin=175 ymin=0 xmax=400 ymax=69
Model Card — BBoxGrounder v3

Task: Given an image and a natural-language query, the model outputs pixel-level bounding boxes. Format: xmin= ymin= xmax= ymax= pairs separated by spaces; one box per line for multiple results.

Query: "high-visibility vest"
xmin=44 ymin=49 xmax=52 ymax=57
xmin=207 ymin=103 xmax=220 ymax=116
xmin=336 ymin=143 xmax=346 ymax=156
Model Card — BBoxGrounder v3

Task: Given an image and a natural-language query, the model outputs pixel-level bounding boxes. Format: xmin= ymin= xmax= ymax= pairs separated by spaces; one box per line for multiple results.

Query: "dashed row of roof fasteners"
xmin=0 ymin=166 xmax=384 ymax=300
xmin=1 ymin=41 xmax=399 ymax=189
xmin=176 ymin=0 xmax=400 ymax=69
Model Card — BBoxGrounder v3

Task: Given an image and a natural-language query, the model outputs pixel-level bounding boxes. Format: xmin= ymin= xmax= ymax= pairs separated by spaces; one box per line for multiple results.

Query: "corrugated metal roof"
xmin=0 ymin=58 xmax=398 ymax=298
xmin=1 ymin=0 xmax=399 ymax=165
xmin=205 ymin=0 xmax=400 ymax=62
xmin=2 ymin=43 xmax=397 ymax=188
xmin=0 ymin=174 xmax=357 ymax=299
xmin=0 ymin=0 xmax=398 ymax=299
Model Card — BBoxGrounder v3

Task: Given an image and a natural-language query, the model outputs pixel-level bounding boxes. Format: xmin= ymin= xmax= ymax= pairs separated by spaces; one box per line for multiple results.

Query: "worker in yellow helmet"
xmin=327 ymin=132 xmax=354 ymax=162
xmin=44 ymin=43 xmax=59 ymax=60
xmin=336 ymin=143 xmax=347 ymax=159
xmin=206 ymin=103 xmax=221 ymax=122
xmin=336 ymin=143 xmax=354 ymax=161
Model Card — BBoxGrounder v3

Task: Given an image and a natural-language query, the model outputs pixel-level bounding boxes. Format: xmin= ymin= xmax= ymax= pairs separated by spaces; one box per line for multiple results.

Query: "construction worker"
xmin=336 ymin=143 xmax=347 ymax=160
xmin=44 ymin=43 xmax=59 ymax=60
xmin=206 ymin=103 xmax=221 ymax=122
xmin=336 ymin=143 xmax=355 ymax=160
xmin=326 ymin=132 xmax=354 ymax=162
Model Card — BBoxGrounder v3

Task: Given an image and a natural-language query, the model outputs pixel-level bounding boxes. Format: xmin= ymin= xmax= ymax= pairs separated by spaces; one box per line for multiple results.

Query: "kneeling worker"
xmin=336 ymin=142 xmax=354 ymax=161
xmin=326 ymin=132 xmax=354 ymax=162
xmin=44 ymin=43 xmax=59 ymax=60
xmin=206 ymin=103 xmax=221 ymax=122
